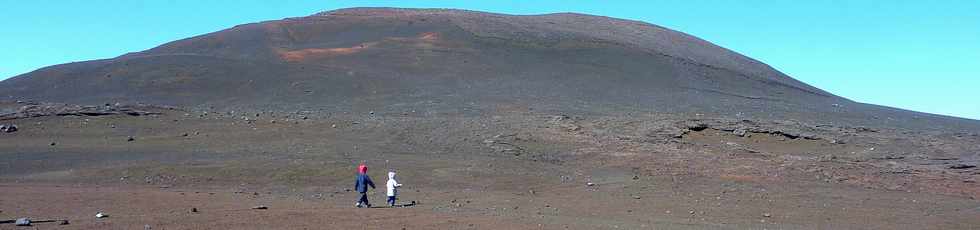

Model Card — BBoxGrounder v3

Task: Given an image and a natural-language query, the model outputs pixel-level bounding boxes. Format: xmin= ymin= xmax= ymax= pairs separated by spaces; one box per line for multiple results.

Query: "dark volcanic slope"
xmin=1 ymin=8 xmax=976 ymax=130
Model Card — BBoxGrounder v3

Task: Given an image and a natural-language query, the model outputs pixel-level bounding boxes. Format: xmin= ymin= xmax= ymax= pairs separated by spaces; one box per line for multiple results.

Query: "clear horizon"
xmin=2 ymin=1 xmax=978 ymax=120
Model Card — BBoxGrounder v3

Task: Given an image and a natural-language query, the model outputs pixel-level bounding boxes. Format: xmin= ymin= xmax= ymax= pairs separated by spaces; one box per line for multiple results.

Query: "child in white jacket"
xmin=386 ymin=171 xmax=403 ymax=206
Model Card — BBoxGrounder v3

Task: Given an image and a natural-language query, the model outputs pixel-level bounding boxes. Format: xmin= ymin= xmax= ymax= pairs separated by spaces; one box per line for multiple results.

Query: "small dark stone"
xmin=127 ymin=136 xmax=135 ymax=142
xmin=948 ymin=164 xmax=977 ymax=169
xmin=0 ymin=124 xmax=16 ymax=133
xmin=191 ymin=207 xmax=198 ymax=213
xmin=15 ymin=218 xmax=31 ymax=226
xmin=780 ymin=132 xmax=800 ymax=139
xmin=686 ymin=123 xmax=709 ymax=131
xmin=733 ymin=129 xmax=748 ymax=137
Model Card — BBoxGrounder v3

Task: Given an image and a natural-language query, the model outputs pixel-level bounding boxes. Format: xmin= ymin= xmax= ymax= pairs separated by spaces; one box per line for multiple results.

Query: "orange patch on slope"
xmin=277 ymin=32 xmax=440 ymax=62
xmin=278 ymin=42 xmax=377 ymax=62
xmin=418 ymin=32 xmax=440 ymax=41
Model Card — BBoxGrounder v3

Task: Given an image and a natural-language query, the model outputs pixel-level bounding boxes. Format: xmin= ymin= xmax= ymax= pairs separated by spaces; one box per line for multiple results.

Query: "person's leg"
xmin=387 ymin=196 xmax=396 ymax=206
xmin=358 ymin=192 xmax=369 ymax=207
xmin=355 ymin=193 xmax=361 ymax=207
xmin=363 ymin=192 xmax=371 ymax=207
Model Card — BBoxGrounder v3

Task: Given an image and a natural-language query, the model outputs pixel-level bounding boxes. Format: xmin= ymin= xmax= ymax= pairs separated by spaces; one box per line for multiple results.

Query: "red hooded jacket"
xmin=358 ymin=163 xmax=368 ymax=174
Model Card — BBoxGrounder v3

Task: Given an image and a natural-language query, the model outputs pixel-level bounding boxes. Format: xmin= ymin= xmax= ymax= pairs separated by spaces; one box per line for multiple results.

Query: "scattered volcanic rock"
xmin=0 ymin=124 xmax=16 ymax=133
xmin=0 ymin=102 xmax=161 ymax=120
xmin=948 ymin=163 xmax=977 ymax=169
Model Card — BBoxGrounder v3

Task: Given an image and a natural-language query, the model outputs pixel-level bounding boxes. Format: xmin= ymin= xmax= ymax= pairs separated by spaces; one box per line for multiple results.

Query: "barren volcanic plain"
xmin=1 ymin=8 xmax=978 ymax=229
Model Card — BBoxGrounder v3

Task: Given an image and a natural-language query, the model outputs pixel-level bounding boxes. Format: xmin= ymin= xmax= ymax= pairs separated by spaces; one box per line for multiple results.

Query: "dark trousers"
xmin=387 ymin=196 xmax=396 ymax=205
xmin=358 ymin=192 xmax=369 ymax=205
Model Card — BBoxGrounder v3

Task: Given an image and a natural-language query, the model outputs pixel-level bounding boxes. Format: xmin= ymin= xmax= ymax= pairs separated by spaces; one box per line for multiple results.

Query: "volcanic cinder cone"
xmin=1 ymin=7 xmax=976 ymax=130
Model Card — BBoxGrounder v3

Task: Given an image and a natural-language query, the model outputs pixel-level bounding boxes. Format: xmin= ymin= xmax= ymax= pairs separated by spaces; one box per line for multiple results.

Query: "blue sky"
xmin=1 ymin=1 xmax=978 ymax=120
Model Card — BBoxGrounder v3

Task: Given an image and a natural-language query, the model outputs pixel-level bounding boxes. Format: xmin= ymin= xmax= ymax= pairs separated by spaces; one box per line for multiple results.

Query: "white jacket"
xmin=386 ymin=171 xmax=402 ymax=196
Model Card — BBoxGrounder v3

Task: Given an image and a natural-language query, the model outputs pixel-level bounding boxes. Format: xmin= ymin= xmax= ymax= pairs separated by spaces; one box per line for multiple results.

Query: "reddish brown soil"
xmin=1 ymin=109 xmax=977 ymax=229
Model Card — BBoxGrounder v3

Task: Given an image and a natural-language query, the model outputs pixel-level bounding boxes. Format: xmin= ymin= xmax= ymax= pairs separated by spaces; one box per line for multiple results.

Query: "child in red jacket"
xmin=354 ymin=163 xmax=375 ymax=208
